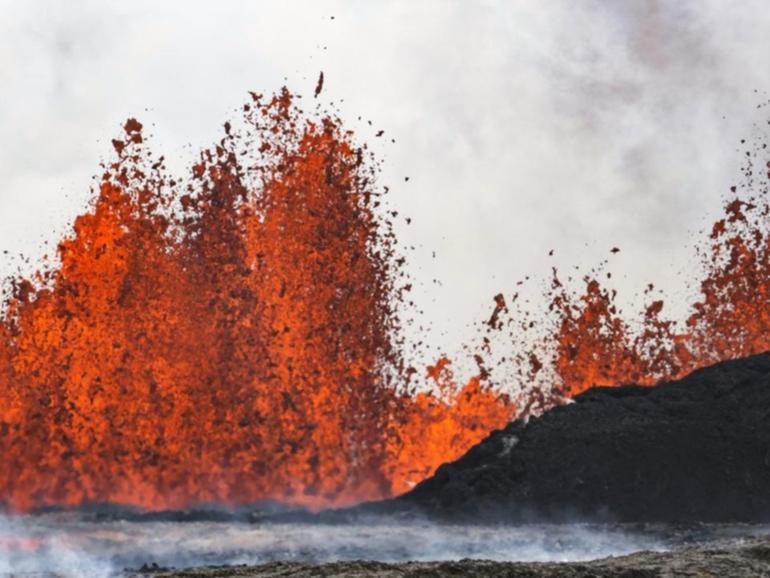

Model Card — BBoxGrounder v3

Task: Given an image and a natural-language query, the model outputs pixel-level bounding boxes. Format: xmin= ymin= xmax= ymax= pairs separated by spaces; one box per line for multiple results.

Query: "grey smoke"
xmin=1 ymin=1 xmax=770 ymax=374
xmin=4 ymin=512 xmax=770 ymax=577
xmin=0 ymin=513 xmax=674 ymax=576
xmin=0 ymin=514 xmax=114 ymax=578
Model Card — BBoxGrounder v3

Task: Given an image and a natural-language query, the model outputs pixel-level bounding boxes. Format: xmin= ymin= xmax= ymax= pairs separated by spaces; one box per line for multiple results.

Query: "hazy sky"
xmin=2 ymin=1 xmax=770 ymax=362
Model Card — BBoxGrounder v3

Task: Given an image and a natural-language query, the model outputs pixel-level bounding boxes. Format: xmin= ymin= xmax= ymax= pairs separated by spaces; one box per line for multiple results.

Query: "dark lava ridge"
xmin=363 ymin=352 xmax=770 ymax=523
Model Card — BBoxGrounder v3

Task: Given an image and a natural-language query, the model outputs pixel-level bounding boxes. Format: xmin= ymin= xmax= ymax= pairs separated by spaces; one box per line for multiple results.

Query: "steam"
xmin=0 ymin=513 xmax=670 ymax=576
xmin=2 ymin=1 xmax=770 ymax=366
xmin=3 ymin=511 xmax=770 ymax=577
xmin=6 ymin=511 xmax=763 ymax=577
xmin=0 ymin=514 xmax=114 ymax=578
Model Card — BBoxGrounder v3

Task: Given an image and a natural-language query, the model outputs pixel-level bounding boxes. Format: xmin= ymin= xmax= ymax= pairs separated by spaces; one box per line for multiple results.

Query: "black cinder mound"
xmin=381 ymin=352 xmax=770 ymax=523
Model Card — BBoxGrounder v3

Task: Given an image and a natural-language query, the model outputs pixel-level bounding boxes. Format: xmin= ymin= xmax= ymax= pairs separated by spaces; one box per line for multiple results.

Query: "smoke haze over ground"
xmin=5 ymin=513 xmax=766 ymax=577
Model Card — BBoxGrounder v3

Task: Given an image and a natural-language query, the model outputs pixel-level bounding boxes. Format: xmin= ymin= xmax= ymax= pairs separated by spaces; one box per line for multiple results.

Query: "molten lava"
xmin=0 ymin=91 xmax=512 ymax=512
xmin=1 ymin=88 xmax=770 ymax=513
xmin=540 ymin=176 xmax=770 ymax=397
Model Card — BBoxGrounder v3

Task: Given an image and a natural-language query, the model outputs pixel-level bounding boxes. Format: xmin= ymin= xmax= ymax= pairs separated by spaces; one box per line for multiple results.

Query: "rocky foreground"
xmin=360 ymin=352 xmax=770 ymax=523
xmin=130 ymin=535 xmax=770 ymax=577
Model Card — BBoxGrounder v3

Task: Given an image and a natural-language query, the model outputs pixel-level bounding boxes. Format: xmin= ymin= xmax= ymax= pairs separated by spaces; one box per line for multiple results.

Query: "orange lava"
xmin=0 ymin=91 xmax=513 ymax=512
xmin=525 ymin=153 xmax=770 ymax=398
xmin=1 ymin=88 xmax=769 ymax=513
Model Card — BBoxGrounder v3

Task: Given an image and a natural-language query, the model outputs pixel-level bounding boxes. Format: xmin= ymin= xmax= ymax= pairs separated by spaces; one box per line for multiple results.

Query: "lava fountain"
xmin=2 ymin=87 xmax=770 ymax=514
xmin=0 ymin=90 xmax=513 ymax=512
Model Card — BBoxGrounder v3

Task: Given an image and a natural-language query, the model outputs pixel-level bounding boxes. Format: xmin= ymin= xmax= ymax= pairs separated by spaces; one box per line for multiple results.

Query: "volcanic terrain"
xmin=128 ymin=536 xmax=770 ymax=578
xmin=368 ymin=351 xmax=770 ymax=523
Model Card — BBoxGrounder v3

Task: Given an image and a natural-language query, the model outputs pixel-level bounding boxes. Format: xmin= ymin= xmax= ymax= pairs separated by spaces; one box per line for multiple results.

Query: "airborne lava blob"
xmin=530 ymin=151 xmax=770 ymax=398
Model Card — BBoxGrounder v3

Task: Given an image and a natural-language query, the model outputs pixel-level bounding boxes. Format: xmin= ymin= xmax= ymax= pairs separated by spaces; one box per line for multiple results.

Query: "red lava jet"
xmin=533 ymin=166 xmax=770 ymax=398
xmin=1 ymin=87 xmax=770 ymax=515
xmin=0 ymin=90 xmax=513 ymax=512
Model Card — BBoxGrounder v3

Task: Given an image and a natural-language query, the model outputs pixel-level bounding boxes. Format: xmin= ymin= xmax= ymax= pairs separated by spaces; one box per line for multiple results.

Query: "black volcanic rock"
xmin=377 ymin=352 xmax=770 ymax=523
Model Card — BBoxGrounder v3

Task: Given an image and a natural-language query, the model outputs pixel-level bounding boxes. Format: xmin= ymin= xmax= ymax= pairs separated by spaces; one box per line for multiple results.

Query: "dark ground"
xmin=358 ymin=352 xmax=770 ymax=523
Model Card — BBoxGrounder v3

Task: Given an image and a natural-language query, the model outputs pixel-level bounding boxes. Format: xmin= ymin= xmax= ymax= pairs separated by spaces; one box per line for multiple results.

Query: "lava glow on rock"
xmin=0 ymin=89 xmax=769 ymax=512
